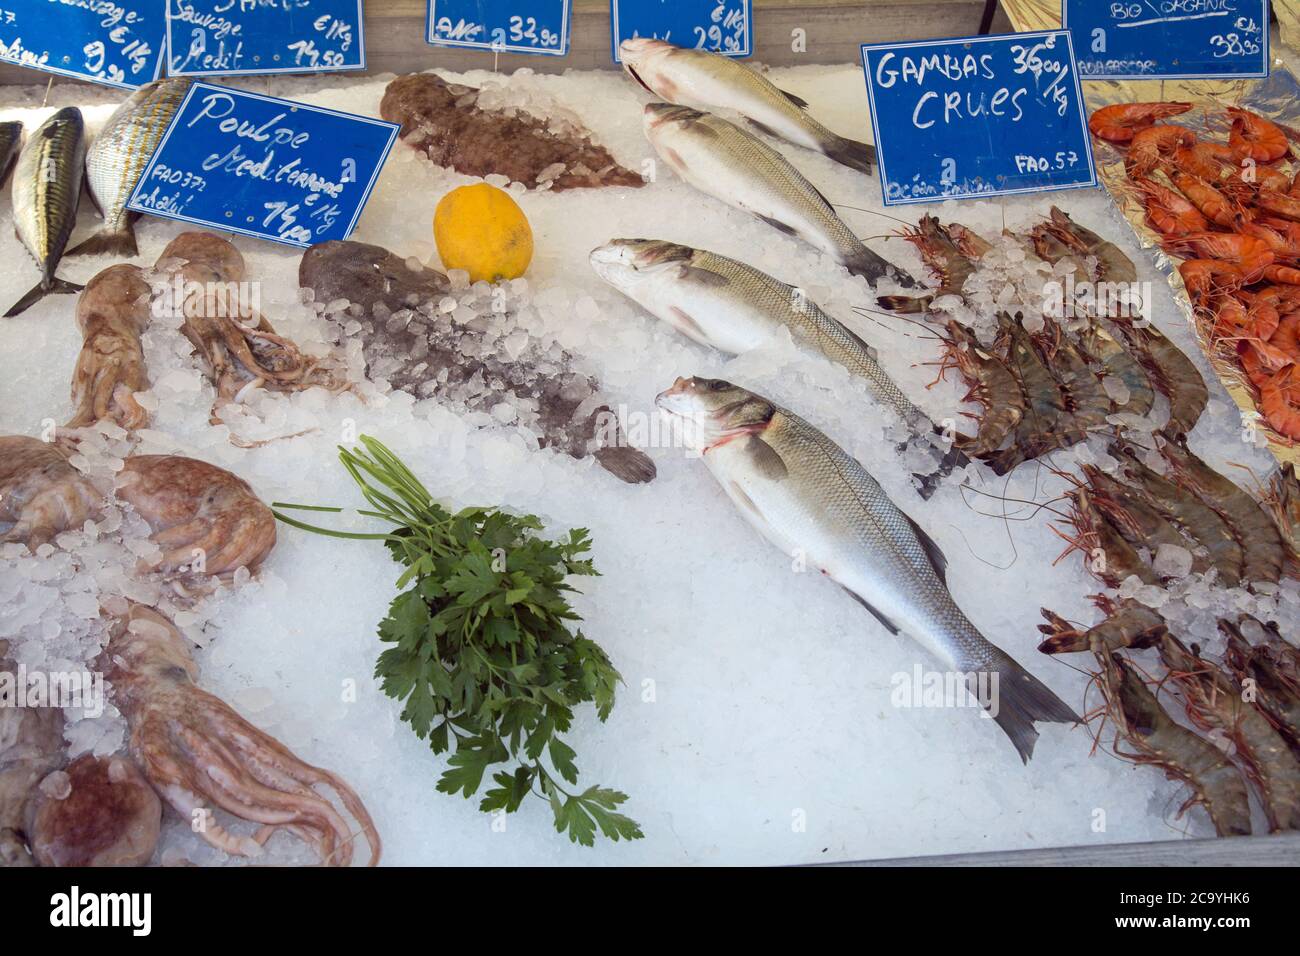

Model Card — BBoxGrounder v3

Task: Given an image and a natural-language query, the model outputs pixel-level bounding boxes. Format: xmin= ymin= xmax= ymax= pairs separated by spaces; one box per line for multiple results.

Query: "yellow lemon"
xmin=433 ymin=183 xmax=534 ymax=283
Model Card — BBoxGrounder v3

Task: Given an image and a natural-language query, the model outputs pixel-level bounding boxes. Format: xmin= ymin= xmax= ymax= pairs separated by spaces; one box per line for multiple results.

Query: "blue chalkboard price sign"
xmin=610 ymin=0 xmax=751 ymax=63
xmin=1064 ymin=0 xmax=1269 ymax=80
xmin=167 ymin=0 xmax=366 ymax=76
xmin=861 ymin=31 xmax=1097 ymax=207
xmin=426 ymin=1 xmax=571 ymax=55
xmin=0 ymin=0 xmax=165 ymax=89
xmin=126 ymin=83 xmax=399 ymax=247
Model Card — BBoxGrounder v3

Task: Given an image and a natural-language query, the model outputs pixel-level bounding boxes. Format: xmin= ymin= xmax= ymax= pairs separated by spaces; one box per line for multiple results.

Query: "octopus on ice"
xmin=0 ymin=436 xmax=380 ymax=866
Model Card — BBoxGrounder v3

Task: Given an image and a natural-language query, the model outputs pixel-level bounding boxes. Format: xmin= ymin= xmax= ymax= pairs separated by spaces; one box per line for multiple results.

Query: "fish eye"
xmin=706 ymin=379 xmax=729 ymax=391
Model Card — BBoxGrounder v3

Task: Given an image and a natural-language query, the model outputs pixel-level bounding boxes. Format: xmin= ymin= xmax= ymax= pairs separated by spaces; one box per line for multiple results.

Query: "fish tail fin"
xmin=983 ymin=653 xmax=1081 ymax=763
xmin=66 ymin=225 xmax=138 ymax=259
xmin=910 ymin=438 xmax=970 ymax=499
xmin=844 ymin=246 xmax=918 ymax=289
xmin=825 ymin=136 xmax=876 ymax=174
xmin=594 ymin=445 xmax=657 ymax=483
xmin=4 ymin=276 xmax=83 ymax=318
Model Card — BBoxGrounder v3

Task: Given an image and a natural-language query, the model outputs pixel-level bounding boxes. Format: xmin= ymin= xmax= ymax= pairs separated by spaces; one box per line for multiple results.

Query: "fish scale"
xmin=695 ymin=247 xmax=917 ymax=412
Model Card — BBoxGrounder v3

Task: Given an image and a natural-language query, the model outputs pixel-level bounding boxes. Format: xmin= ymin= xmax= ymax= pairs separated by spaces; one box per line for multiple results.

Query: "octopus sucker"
xmin=106 ymin=605 xmax=381 ymax=866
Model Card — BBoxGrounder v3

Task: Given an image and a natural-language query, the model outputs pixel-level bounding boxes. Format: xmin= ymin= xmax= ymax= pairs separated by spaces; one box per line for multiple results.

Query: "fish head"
xmin=588 ymin=239 xmax=693 ymax=289
xmin=620 ymin=39 xmax=681 ymax=98
xmin=642 ymin=102 xmax=704 ymax=137
xmin=655 ymin=376 xmax=774 ymax=450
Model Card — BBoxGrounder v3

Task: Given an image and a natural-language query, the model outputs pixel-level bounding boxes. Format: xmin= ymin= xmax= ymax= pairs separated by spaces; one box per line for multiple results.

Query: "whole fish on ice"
xmin=620 ymin=38 xmax=875 ymax=174
xmin=642 ymin=104 xmax=912 ymax=285
xmin=656 ymin=376 xmax=1078 ymax=761
xmin=299 ymin=240 xmax=657 ymax=483
xmin=70 ymin=77 xmax=191 ymax=259
xmin=590 ymin=238 xmax=962 ymax=495
xmin=6 ymin=107 xmax=85 ymax=317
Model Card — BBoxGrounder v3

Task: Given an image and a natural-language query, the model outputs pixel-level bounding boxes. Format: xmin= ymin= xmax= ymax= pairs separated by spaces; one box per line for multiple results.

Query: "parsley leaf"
xmin=275 ymin=436 xmax=641 ymax=846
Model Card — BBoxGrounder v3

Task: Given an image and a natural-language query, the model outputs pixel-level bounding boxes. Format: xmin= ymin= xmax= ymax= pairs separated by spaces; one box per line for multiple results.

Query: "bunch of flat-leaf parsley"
xmin=273 ymin=436 xmax=642 ymax=846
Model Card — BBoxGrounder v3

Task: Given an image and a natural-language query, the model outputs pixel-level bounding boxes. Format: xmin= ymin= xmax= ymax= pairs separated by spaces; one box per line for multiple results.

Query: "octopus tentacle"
xmin=178 ymin=720 xmax=355 ymax=861
xmin=219 ymin=721 xmax=381 ymax=862
xmin=107 ymin=604 xmax=381 ymax=866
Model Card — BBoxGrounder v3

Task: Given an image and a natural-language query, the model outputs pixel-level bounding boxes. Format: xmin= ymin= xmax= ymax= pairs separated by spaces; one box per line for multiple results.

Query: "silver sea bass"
xmin=656 ymin=376 xmax=1078 ymax=761
xmin=7 ymin=107 xmax=85 ymax=318
xmin=71 ymin=77 xmax=192 ymax=259
xmin=642 ymin=103 xmax=912 ymax=286
xmin=590 ymin=239 xmax=963 ymax=496
xmin=620 ymin=38 xmax=875 ymax=174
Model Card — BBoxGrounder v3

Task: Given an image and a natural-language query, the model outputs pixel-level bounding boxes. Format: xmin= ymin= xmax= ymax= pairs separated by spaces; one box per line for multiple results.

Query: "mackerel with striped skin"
xmin=7 ymin=107 xmax=85 ymax=317
xmin=655 ymin=376 xmax=1079 ymax=762
xmin=70 ymin=78 xmax=192 ymax=260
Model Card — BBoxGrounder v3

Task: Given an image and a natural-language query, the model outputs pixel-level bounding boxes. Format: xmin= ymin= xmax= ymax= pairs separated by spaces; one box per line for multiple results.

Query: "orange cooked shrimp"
xmin=1139 ymin=179 xmax=1209 ymax=236
xmin=1242 ymin=221 xmax=1295 ymax=255
xmin=1248 ymin=297 xmax=1281 ymax=342
xmin=1216 ymin=292 xmax=1281 ymax=343
xmin=1261 ymin=264 xmax=1300 ymax=285
xmin=1256 ymin=365 xmax=1300 ymax=441
xmin=1271 ymin=311 xmax=1300 ymax=357
xmin=1169 ymin=142 xmax=1253 ymax=196
xmin=1164 ymin=232 xmax=1274 ymax=279
xmin=1211 ymin=293 xmax=1251 ymax=340
xmin=1249 ymin=164 xmax=1294 ymax=191
xmin=1180 ymin=258 xmax=1245 ymax=310
xmin=1228 ymin=107 xmax=1290 ymax=163
xmin=1170 ymin=170 xmax=1252 ymax=228
xmin=1256 ymin=283 xmax=1300 ymax=309
xmin=1126 ymin=125 xmax=1195 ymax=179
xmin=1088 ymin=102 xmax=1192 ymax=143
xmin=1256 ymin=188 xmax=1300 ymax=222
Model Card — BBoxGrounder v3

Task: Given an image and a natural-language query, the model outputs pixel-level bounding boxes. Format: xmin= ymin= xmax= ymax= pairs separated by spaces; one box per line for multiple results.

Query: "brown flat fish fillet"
xmin=300 ymin=240 xmax=656 ymax=484
xmin=379 ymin=73 xmax=645 ymax=191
